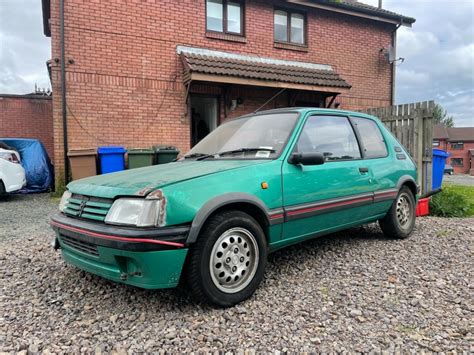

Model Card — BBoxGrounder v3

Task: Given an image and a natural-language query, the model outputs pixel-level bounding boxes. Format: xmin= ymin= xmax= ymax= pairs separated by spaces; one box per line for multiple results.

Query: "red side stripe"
xmin=51 ymin=221 xmax=185 ymax=248
xmin=287 ymin=196 xmax=373 ymax=216
xmin=376 ymin=191 xmax=397 ymax=198
xmin=270 ymin=213 xmax=284 ymax=220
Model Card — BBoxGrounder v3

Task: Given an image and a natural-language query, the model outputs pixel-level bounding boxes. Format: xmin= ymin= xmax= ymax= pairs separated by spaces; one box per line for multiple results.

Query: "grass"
xmin=429 ymin=184 xmax=474 ymax=217
xmin=445 ymin=184 xmax=474 ymax=216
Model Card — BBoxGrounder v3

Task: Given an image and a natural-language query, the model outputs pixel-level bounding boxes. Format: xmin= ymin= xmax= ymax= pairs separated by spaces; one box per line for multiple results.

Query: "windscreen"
xmin=185 ymin=112 xmax=299 ymax=159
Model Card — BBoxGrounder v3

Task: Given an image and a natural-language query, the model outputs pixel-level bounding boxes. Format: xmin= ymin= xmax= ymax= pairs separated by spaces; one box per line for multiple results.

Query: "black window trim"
xmin=273 ymin=7 xmax=308 ymax=46
xmin=349 ymin=116 xmax=390 ymax=160
xmin=450 ymin=142 xmax=464 ymax=150
xmin=289 ymin=114 xmax=364 ymax=163
xmin=205 ymin=0 xmax=246 ymax=37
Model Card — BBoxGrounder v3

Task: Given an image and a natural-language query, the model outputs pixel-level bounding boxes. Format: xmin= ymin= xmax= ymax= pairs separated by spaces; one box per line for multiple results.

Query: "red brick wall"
xmin=0 ymin=95 xmax=54 ymax=160
xmin=48 ymin=0 xmax=394 ymax=185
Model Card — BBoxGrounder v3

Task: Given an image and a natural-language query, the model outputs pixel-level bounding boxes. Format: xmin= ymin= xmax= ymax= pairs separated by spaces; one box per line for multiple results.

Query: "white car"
xmin=0 ymin=148 xmax=26 ymax=194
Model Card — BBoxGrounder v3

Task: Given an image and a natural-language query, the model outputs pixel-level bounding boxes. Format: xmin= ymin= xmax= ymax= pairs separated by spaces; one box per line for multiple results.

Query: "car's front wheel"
xmin=379 ymin=186 xmax=416 ymax=239
xmin=187 ymin=210 xmax=267 ymax=307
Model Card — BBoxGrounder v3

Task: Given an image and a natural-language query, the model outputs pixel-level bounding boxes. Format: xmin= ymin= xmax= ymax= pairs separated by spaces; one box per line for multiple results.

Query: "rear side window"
xmin=295 ymin=115 xmax=361 ymax=161
xmin=351 ymin=117 xmax=388 ymax=159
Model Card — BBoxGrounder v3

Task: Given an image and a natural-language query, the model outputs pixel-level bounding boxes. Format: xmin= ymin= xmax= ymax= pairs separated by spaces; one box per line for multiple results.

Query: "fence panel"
xmin=361 ymin=101 xmax=434 ymax=195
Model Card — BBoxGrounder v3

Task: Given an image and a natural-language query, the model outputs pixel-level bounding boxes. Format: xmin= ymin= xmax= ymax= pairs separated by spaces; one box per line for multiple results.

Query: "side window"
xmin=295 ymin=116 xmax=361 ymax=161
xmin=351 ymin=117 xmax=388 ymax=159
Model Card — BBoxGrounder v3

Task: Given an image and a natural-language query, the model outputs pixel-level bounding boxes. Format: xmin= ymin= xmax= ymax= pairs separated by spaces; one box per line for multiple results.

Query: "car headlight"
xmin=59 ymin=190 xmax=72 ymax=212
xmin=105 ymin=198 xmax=162 ymax=227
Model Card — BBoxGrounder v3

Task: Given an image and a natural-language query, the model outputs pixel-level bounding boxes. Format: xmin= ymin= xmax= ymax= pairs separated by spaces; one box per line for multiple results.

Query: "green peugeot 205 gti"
xmin=51 ymin=108 xmax=418 ymax=307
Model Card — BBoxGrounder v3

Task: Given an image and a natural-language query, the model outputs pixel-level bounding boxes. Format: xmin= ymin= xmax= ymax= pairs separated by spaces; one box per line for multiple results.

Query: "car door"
xmin=350 ymin=115 xmax=398 ymax=214
xmin=281 ymin=114 xmax=376 ymax=242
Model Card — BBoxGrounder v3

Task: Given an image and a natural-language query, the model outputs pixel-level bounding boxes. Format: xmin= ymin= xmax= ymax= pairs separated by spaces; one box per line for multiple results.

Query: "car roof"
xmin=240 ymin=107 xmax=378 ymax=120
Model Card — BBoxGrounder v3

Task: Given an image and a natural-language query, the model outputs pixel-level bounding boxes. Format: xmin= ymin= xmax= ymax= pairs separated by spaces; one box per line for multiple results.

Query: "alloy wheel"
xmin=209 ymin=227 xmax=259 ymax=294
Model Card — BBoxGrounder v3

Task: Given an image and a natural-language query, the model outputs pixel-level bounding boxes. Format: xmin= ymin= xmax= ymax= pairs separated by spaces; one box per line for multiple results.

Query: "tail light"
xmin=0 ymin=152 xmax=20 ymax=163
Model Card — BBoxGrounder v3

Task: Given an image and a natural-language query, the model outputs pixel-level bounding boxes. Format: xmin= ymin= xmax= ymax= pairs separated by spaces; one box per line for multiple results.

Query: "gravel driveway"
xmin=1 ymin=194 xmax=472 ymax=353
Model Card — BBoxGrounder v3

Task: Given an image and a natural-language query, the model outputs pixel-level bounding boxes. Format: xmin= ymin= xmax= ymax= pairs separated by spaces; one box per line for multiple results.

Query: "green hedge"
xmin=429 ymin=184 xmax=474 ymax=217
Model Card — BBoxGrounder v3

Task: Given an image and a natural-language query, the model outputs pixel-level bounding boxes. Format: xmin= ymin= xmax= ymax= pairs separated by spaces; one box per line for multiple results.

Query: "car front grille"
xmin=61 ymin=234 xmax=99 ymax=257
xmin=64 ymin=194 xmax=113 ymax=222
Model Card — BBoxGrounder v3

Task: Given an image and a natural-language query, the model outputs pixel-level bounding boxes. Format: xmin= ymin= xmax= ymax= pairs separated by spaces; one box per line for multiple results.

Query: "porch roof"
xmin=178 ymin=46 xmax=351 ymax=94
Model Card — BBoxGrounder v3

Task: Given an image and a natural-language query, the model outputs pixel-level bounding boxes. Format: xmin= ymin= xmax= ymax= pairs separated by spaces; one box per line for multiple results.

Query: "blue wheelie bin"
xmin=98 ymin=146 xmax=126 ymax=174
xmin=432 ymin=149 xmax=450 ymax=190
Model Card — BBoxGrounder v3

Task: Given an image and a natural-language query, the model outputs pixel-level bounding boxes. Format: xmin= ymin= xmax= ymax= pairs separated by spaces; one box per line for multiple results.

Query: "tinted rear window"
xmin=351 ymin=117 xmax=388 ymax=159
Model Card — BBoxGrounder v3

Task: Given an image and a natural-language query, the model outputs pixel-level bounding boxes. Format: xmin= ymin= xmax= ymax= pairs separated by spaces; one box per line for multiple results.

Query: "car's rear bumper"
xmin=3 ymin=165 xmax=26 ymax=193
xmin=51 ymin=213 xmax=190 ymax=289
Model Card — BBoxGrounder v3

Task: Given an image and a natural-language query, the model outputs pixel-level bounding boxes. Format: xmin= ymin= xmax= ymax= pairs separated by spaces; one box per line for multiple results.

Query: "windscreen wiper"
xmin=183 ymin=153 xmax=215 ymax=160
xmin=218 ymin=148 xmax=275 ymax=156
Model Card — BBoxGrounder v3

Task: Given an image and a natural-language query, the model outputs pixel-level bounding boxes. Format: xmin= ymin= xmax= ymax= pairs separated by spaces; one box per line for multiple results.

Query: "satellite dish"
xmin=387 ymin=45 xmax=396 ymax=63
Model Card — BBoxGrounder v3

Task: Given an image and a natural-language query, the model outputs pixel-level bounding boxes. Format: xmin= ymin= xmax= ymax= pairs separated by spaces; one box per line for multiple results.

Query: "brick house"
xmin=41 ymin=0 xmax=414 ymax=185
xmin=433 ymin=124 xmax=474 ymax=175
xmin=0 ymin=93 xmax=54 ymax=160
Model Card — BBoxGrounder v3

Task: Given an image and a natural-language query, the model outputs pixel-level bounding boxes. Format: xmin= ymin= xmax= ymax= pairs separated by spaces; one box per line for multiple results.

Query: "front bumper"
xmin=51 ymin=213 xmax=190 ymax=289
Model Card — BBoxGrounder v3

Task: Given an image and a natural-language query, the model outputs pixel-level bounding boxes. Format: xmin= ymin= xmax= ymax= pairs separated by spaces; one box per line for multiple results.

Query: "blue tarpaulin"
xmin=0 ymin=138 xmax=54 ymax=193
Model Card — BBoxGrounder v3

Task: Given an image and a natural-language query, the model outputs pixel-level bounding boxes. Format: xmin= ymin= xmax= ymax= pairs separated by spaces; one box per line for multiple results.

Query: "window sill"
xmin=274 ymin=41 xmax=308 ymax=52
xmin=206 ymin=31 xmax=247 ymax=43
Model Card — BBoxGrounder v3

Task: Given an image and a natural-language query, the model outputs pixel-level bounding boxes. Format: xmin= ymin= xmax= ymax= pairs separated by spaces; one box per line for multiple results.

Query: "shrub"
xmin=429 ymin=185 xmax=474 ymax=217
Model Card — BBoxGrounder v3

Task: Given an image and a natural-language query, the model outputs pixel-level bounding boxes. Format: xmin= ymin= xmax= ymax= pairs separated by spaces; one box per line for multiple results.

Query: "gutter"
xmin=391 ymin=22 xmax=402 ymax=105
xmin=60 ymin=0 xmax=70 ymax=186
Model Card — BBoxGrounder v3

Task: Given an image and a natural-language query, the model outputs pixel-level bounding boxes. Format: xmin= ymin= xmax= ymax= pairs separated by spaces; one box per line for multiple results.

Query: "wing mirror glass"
xmin=289 ymin=152 xmax=325 ymax=166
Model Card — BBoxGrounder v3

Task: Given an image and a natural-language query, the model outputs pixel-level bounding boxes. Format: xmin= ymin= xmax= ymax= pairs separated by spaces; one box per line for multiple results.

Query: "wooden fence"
xmin=361 ymin=101 xmax=435 ymax=195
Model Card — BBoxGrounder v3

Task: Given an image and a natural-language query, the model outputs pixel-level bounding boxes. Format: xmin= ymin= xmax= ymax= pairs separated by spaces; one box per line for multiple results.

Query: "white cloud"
xmin=359 ymin=0 xmax=474 ymax=127
xmin=0 ymin=1 xmax=51 ymax=94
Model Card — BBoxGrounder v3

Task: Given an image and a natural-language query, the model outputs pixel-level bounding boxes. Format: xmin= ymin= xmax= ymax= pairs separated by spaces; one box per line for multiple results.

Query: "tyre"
xmin=187 ymin=210 xmax=267 ymax=307
xmin=379 ymin=186 xmax=416 ymax=239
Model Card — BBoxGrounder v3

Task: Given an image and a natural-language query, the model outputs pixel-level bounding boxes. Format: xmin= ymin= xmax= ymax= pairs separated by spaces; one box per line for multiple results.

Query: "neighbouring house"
xmin=41 ymin=0 xmax=414 ymax=186
xmin=0 ymin=93 xmax=54 ymax=161
xmin=433 ymin=124 xmax=474 ymax=175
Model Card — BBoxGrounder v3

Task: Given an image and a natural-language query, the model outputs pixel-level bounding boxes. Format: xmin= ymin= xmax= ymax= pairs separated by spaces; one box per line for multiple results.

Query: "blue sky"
xmin=0 ymin=0 xmax=473 ymax=126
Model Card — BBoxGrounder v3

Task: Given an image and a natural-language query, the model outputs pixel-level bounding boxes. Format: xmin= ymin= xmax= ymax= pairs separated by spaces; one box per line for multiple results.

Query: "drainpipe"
xmin=60 ymin=0 xmax=70 ymax=185
xmin=391 ymin=22 xmax=402 ymax=105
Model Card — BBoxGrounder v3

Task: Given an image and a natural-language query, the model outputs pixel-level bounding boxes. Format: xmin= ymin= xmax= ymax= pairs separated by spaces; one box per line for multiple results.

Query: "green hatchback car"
xmin=51 ymin=108 xmax=418 ymax=306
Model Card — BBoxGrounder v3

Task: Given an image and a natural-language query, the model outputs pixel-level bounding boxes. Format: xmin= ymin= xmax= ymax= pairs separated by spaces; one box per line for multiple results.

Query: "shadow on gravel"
xmin=268 ymin=224 xmax=389 ymax=266
xmin=0 ymin=193 xmax=46 ymax=203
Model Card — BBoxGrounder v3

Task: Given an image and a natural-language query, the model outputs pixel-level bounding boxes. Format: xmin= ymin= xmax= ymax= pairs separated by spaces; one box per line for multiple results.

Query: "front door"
xmin=190 ymin=95 xmax=219 ymax=147
xmin=281 ymin=114 xmax=375 ymax=242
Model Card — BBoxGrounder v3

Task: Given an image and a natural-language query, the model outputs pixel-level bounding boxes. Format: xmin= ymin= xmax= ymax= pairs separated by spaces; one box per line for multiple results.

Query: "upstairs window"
xmin=206 ymin=0 xmax=244 ymax=35
xmin=433 ymin=140 xmax=440 ymax=147
xmin=274 ymin=9 xmax=306 ymax=45
xmin=450 ymin=142 xmax=464 ymax=150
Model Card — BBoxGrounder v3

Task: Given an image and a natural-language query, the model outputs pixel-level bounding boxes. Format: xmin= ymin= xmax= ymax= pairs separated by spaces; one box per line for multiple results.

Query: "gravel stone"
xmin=0 ymin=194 xmax=473 ymax=352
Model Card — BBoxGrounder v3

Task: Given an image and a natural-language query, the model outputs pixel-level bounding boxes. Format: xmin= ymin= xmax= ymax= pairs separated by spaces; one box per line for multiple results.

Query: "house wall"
xmin=446 ymin=142 xmax=474 ymax=174
xmin=434 ymin=138 xmax=474 ymax=175
xmin=48 ymin=0 xmax=394 ymax=186
xmin=0 ymin=95 xmax=54 ymax=160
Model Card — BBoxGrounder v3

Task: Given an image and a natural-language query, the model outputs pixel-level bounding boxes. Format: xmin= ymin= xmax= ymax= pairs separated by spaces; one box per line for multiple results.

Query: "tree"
xmin=433 ymin=104 xmax=455 ymax=127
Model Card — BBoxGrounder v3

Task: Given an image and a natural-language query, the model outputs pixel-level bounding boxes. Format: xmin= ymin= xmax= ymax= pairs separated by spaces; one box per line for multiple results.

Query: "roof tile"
xmin=181 ymin=51 xmax=352 ymax=89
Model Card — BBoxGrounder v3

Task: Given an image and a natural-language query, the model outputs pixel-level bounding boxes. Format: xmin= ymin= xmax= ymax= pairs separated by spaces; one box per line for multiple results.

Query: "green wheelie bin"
xmin=153 ymin=145 xmax=180 ymax=165
xmin=127 ymin=148 xmax=155 ymax=169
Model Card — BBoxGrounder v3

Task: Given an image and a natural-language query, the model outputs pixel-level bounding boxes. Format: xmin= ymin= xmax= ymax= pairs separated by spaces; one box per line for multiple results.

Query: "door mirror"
xmin=289 ymin=152 xmax=325 ymax=166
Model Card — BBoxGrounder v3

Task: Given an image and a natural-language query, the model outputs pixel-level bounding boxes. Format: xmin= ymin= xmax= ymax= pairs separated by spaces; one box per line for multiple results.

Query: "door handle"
xmin=359 ymin=167 xmax=369 ymax=173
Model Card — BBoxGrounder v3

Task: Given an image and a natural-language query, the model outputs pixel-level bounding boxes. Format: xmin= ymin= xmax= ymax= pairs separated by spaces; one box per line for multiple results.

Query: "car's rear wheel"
xmin=187 ymin=210 xmax=267 ymax=307
xmin=379 ymin=186 xmax=416 ymax=239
